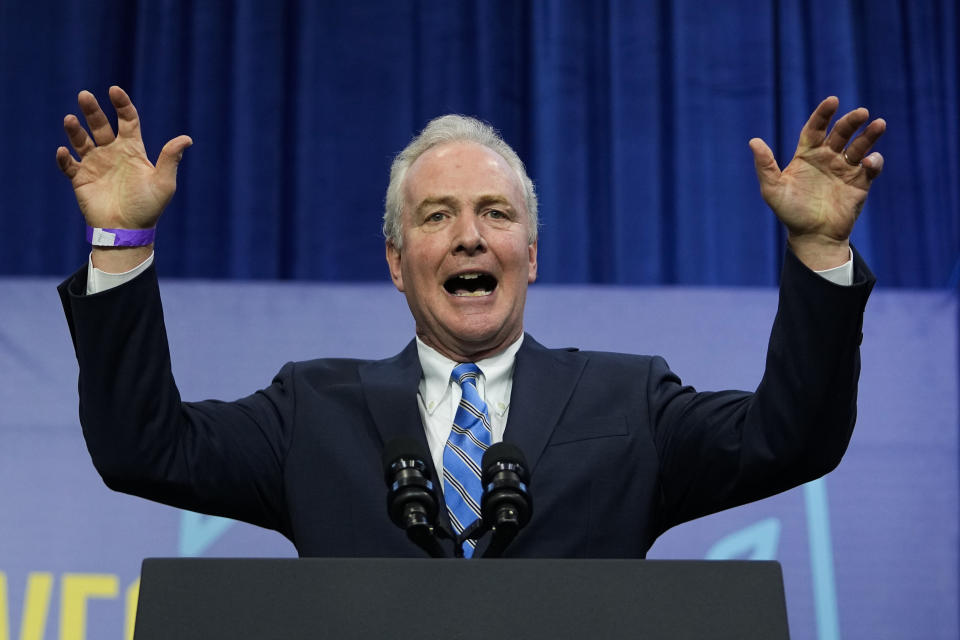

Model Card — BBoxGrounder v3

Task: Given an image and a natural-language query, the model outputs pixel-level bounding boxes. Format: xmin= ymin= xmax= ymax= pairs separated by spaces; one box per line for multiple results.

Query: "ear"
xmin=385 ymin=240 xmax=405 ymax=292
xmin=527 ymin=239 xmax=538 ymax=284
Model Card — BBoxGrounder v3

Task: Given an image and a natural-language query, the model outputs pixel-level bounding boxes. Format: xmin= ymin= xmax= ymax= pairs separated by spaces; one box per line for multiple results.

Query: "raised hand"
xmin=56 ymin=86 xmax=192 ymax=232
xmin=749 ymin=97 xmax=886 ymax=270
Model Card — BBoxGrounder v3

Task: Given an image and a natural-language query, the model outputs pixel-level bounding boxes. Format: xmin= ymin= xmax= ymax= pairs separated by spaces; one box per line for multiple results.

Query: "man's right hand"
xmin=57 ymin=86 xmax=191 ymax=272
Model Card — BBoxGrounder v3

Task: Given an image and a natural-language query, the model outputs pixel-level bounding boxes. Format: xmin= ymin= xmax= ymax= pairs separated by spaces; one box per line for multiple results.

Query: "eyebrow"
xmin=414 ymin=196 xmax=459 ymax=216
xmin=474 ymin=195 xmax=515 ymax=211
xmin=414 ymin=195 xmax=516 ymax=216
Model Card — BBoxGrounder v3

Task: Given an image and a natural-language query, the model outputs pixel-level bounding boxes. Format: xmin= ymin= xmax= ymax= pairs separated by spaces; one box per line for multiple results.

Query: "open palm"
xmin=56 ymin=86 xmax=192 ymax=230
xmin=750 ymin=97 xmax=885 ymax=268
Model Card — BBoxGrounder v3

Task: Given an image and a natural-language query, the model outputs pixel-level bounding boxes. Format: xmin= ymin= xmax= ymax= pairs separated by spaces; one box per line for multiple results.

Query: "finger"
xmin=861 ymin=151 xmax=884 ymax=181
xmin=749 ymin=137 xmax=782 ymax=187
xmin=841 ymin=118 xmax=886 ymax=164
xmin=797 ymin=96 xmax=839 ymax=150
xmin=63 ymin=114 xmax=96 ymax=157
xmin=825 ymin=107 xmax=870 ymax=153
xmin=77 ymin=90 xmax=116 ymax=146
xmin=108 ymin=86 xmax=142 ymax=140
xmin=56 ymin=146 xmax=80 ymax=179
xmin=155 ymin=135 xmax=193 ymax=185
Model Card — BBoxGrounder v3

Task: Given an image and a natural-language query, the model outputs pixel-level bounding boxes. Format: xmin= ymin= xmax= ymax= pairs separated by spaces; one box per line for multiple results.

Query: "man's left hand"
xmin=749 ymin=96 xmax=886 ymax=270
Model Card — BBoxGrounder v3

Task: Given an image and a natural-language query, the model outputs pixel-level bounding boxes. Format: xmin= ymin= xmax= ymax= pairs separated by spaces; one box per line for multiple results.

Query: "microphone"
xmin=480 ymin=442 xmax=532 ymax=558
xmin=382 ymin=437 xmax=447 ymax=558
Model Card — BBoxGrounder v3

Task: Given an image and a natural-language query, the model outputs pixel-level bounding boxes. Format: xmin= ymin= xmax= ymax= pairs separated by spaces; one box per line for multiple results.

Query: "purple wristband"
xmin=86 ymin=225 xmax=156 ymax=247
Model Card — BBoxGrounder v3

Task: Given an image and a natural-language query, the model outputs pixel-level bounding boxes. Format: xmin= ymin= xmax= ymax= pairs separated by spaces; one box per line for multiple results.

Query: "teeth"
xmin=446 ymin=272 xmax=495 ymax=297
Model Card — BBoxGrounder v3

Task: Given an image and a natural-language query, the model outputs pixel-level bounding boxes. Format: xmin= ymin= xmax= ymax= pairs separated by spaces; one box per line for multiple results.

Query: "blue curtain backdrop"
xmin=1 ymin=0 xmax=956 ymax=286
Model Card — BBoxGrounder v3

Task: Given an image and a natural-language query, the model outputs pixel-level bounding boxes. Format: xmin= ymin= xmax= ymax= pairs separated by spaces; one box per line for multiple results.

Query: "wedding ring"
xmin=842 ymin=151 xmax=861 ymax=167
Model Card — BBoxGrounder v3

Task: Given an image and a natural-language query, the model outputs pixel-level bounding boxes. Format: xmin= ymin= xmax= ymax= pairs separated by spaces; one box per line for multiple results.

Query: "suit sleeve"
xmin=649 ymin=247 xmax=875 ymax=530
xmin=58 ymin=263 xmax=296 ymax=537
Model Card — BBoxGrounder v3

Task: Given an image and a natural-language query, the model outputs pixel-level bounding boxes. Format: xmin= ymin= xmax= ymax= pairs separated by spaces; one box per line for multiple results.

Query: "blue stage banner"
xmin=0 ymin=277 xmax=955 ymax=640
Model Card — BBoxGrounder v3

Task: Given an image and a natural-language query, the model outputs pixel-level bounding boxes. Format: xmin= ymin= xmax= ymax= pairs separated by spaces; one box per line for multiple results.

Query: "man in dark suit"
xmin=57 ymin=87 xmax=883 ymax=557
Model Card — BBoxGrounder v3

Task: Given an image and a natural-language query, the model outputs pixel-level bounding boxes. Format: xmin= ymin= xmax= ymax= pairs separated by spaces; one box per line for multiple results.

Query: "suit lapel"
xmin=505 ymin=334 xmax=586 ymax=474
xmin=359 ymin=340 xmax=428 ymax=454
xmin=359 ymin=340 xmax=454 ymax=535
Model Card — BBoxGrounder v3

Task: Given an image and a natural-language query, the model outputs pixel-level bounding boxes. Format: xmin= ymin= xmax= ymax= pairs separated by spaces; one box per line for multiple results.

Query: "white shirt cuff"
xmin=812 ymin=248 xmax=854 ymax=286
xmin=86 ymin=252 xmax=155 ymax=295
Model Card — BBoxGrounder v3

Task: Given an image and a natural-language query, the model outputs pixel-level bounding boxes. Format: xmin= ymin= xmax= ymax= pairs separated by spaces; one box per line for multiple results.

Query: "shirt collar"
xmin=416 ymin=334 xmax=524 ymax=417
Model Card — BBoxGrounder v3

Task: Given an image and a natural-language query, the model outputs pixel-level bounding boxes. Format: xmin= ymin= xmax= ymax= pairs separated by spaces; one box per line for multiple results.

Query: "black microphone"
xmin=382 ymin=437 xmax=447 ymax=558
xmin=480 ymin=442 xmax=532 ymax=558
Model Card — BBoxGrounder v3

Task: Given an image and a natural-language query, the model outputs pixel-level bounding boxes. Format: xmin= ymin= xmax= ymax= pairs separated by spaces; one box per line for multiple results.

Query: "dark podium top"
xmin=134 ymin=558 xmax=790 ymax=640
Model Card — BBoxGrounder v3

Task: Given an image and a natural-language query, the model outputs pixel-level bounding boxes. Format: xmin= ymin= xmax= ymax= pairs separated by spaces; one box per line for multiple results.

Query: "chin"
xmin=449 ymin=317 xmax=517 ymax=349
xmin=450 ymin=325 xmax=500 ymax=346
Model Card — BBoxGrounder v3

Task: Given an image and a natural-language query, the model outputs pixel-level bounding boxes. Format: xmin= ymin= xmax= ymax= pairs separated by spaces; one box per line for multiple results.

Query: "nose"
xmin=452 ymin=213 xmax=486 ymax=255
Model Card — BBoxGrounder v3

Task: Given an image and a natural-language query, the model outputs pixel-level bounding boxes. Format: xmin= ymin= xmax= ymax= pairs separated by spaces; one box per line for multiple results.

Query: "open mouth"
xmin=444 ymin=272 xmax=498 ymax=297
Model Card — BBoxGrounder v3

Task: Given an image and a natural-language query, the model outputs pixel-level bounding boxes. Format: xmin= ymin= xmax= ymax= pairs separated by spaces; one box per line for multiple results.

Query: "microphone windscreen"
xmin=382 ymin=436 xmax=429 ymax=480
xmin=481 ymin=442 xmax=528 ymax=473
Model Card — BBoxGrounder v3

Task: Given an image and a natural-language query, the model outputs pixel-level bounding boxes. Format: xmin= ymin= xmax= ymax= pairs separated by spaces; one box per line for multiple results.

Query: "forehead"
xmin=402 ymin=141 xmax=526 ymax=210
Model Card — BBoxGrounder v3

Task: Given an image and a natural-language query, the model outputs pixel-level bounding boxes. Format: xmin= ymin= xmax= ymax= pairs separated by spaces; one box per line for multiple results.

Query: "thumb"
xmin=156 ymin=135 xmax=193 ymax=182
xmin=748 ymin=137 xmax=780 ymax=188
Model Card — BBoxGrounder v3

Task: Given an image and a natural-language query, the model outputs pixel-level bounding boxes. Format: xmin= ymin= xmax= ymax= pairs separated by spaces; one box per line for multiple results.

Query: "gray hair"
xmin=383 ymin=115 xmax=538 ymax=249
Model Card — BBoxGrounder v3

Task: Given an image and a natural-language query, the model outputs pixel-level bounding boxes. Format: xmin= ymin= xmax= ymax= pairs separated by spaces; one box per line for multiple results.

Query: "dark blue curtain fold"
xmin=2 ymin=0 xmax=956 ymax=286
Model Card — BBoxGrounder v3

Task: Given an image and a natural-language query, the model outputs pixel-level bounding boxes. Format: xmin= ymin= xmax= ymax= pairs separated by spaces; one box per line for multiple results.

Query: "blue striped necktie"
xmin=443 ymin=362 xmax=492 ymax=558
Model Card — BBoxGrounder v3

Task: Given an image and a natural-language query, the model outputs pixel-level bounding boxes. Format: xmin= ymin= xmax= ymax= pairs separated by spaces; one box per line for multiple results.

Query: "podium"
xmin=133 ymin=558 xmax=790 ymax=639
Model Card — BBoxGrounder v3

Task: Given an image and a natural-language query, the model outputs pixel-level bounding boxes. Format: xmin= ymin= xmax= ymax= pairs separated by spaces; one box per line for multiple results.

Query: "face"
xmin=386 ymin=141 xmax=538 ymax=362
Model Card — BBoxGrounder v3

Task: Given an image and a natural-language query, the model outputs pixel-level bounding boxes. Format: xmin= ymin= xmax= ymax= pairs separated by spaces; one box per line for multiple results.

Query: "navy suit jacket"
xmin=59 ymin=248 xmax=874 ymax=558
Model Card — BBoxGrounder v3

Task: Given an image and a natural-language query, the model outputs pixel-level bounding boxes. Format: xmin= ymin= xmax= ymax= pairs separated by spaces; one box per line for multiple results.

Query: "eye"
xmin=427 ymin=212 xmax=447 ymax=223
xmin=486 ymin=209 xmax=509 ymax=220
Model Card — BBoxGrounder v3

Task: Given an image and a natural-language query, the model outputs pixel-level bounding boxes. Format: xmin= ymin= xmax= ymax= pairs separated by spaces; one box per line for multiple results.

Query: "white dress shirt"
xmin=415 ymin=334 xmax=522 ymax=478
